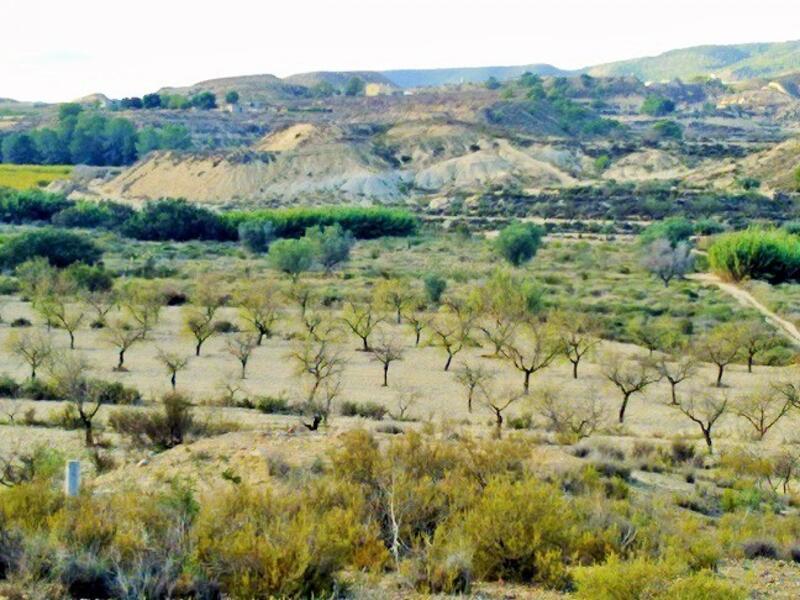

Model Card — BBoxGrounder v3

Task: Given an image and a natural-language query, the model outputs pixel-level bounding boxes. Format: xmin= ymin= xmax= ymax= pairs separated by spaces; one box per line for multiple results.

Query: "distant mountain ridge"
xmin=380 ymin=64 xmax=571 ymax=87
xmin=585 ymin=40 xmax=800 ymax=82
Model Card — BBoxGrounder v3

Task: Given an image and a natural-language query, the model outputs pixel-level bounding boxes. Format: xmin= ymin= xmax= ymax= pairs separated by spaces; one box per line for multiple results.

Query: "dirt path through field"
xmin=688 ymin=273 xmax=800 ymax=345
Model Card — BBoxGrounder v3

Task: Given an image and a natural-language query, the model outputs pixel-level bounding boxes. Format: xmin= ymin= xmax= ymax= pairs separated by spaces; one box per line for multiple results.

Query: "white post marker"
xmin=65 ymin=460 xmax=81 ymax=497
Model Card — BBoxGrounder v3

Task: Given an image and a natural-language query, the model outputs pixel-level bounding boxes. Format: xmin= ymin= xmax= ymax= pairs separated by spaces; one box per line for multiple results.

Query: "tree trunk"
xmin=170 ymin=372 xmax=177 ymax=390
xmin=444 ymin=353 xmax=453 ymax=371
xmin=83 ymin=421 xmax=94 ymax=447
xmin=241 ymin=361 xmax=247 ymax=380
xmin=716 ymin=364 xmax=724 ymax=387
xmin=396 ymin=308 xmax=401 ymax=325
xmin=702 ymin=428 xmax=713 ymax=454
xmin=618 ymin=392 xmax=632 ymax=423
xmin=414 ymin=329 xmax=421 ymax=346
xmin=523 ymin=370 xmax=532 ymax=393
xmin=69 ymin=331 xmax=75 ymax=350
xmin=118 ymin=349 xmax=125 ymax=370
xmin=382 ymin=363 xmax=389 ymax=387
xmin=256 ymin=331 xmax=265 ymax=346
xmin=30 ymin=366 xmax=36 ymax=380
xmin=195 ymin=341 xmax=202 ymax=356
xmin=670 ymin=381 xmax=678 ymax=405
xmin=747 ymin=354 xmax=754 ymax=373
xmin=361 ymin=337 xmax=369 ymax=352
xmin=468 ymin=391 xmax=473 ymax=413
xmin=572 ymin=360 xmax=579 ymax=379
xmin=495 ymin=410 xmax=503 ymax=438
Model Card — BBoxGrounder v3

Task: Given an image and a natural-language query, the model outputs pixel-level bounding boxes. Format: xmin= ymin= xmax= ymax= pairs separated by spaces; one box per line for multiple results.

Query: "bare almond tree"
xmin=656 ymin=353 xmax=698 ymax=405
xmin=49 ymin=353 xmax=102 ymax=447
xmin=83 ymin=289 xmax=117 ymax=327
xmin=156 ymin=349 xmax=190 ymax=390
xmin=341 ymin=301 xmax=384 ymax=351
xmin=402 ymin=306 xmax=429 ymax=347
xmin=696 ymin=323 xmax=743 ymax=387
xmin=369 ymin=331 xmax=404 ymax=387
xmin=184 ymin=308 xmax=217 ymax=356
xmin=536 ymin=389 xmax=606 ymax=441
xmin=484 ymin=386 xmax=523 ymax=439
xmin=733 ymin=386 xmax=793 ymax=441
xmin=120 ymin=283 xmax=163 ymax=339
xmin=738 ymin=320 xmax=777 ymax=373
xmin=554 ymin=311 xmax=600 ymax=379
xmin=499 ymin=319 xmax=562 ymax=393
xmin=38 ymin=298 xmax=85 ymax=349
xmin=226 ymin=333 xmax=259 ymax=379
xmin=675 ymin=390 xmax=728 ymax=454
xmin=236 ymin=282 xmax=282 ymax=345
xmin=428 ymin=308 xmax=474 ymax=372
xmin=604 ymin=353 xmax=661 ymax=423
xmin=454 ymin=362 xmax=494 ymax=413
xmin=105 ymin=318 xmax=144 ymax=371
xmin=6 ymin=331 xmax=51 ymax=380
xmin=289 ymin=335 xmax=347 ymax=404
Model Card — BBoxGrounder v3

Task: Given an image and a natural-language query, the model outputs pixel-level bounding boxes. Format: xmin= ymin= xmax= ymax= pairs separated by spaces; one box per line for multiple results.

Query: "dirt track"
xmin=688 ymin=273 xmax=800 ymax=345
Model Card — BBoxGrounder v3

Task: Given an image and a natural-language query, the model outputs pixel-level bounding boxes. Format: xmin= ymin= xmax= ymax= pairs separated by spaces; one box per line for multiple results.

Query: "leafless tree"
xmin=733 ymin=386 xmax=793 ymax=441
xmin=554 ymin=311 xmax=600 ymax=379
xmin=738 ymin=320 xmax=777 ymax=373
xmin=483 ymin=386 xmax=523 ymax=439
xmin=642 ymin=239 xmax=694 ymax=287
xmin=536 ymin=389 xmax=606 ymax=441
xmin=120 ymin=283 xmax=163 ymax=339
xmin=392 ymin=390 xmax=419 ymax=420
xmin=402 ymin=306 xmax=429 ymax=347
xmin=156 ymin=349 xmax=190 ymax=390
xmin=675 ymin=390 xmax=728 ymax=454
xmin=287 ymin=281 xmax=314 ymax=319
xmin=38 ymin=297 xmax=85 ymax=349
xmin=697 ymin=324 xmax=743 ymax=387
xmin=226 ymin=333 xmax=259 ymax=379
xmin=236 ymin=282 xmax=281 ymax=345
xmin=499 ymin=319 xmax=562 ymax=393
xmin=454 ymin=362 xmax=494 ymax=413
xmin=83 ymin=289 xmax=117 ymax=327
xmin=6 ymin=330 xmax=52 ymax=380
xmin=375 ymin=279 xmax=415 ymax=324
xmin=656 ymin=353 xmax=698 ymax=405
xmin=184 ymin=308 xmax=216 ymax=356
xmin=49 ymin=353 xmax=102 ymax=447
xmin=428 ymin=310 xmax=473 ymax=372
xmin=105 ymin=318 xmax=144 ymax=371
xmin=604 ymin=353 xmax=661 ymax=423
xmin=369 ymin=331 xmax=404 ymax=386
xmin=341 ymin=301 xmax=384 ymax=351
xmin=289 ymin=336 xmax=347 ymax=404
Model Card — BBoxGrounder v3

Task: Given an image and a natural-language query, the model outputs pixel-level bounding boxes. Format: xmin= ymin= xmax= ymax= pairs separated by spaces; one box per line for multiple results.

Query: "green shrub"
xmin=423 ymin=273 xmax=447 ymax=304
xmin=225 ymin=206 xmax=418 ymax=239
xmin=0 ymin=229 xmax=101 ymax=269
xmin=267 ymin=238 xmax=314 ymax=279
xmin=462 ymin=476 xmax=575 ymax=589
xmin=108 ymin=391 xmax=196 ymax=450
xmin=0 ymin=375 xmax=20 ymax=398
xmin=255 ymin=395 xmax=298 ymax=415
xmin=573 ymin=555 xmax=683 ymax=599
xmin=495 ymin=222 xmax=544 ymax=266
xmin=707 ymin=228 xmax=800 ymax=283
xmin=340 ymin=401 xmax=387 ymax=420
xmin=639 ymin=217 xmax=694 ymax=246
xmin=121 ymin=199 xmax=234 ymax=242
xmin=640 ymin=96 xmax=675 ymax=117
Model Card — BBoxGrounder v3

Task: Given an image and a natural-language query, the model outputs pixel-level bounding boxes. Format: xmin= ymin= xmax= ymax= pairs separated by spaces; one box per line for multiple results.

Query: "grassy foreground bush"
xmin=707 ymin=228 xmax=800 ymax=283
xmin=0 ymin=430 xmax=770 ymax=597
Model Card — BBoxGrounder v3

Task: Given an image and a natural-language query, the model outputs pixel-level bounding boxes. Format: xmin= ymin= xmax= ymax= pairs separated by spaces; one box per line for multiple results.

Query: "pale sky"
xmin=3 ymin=0 xmax=800 ymax=102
